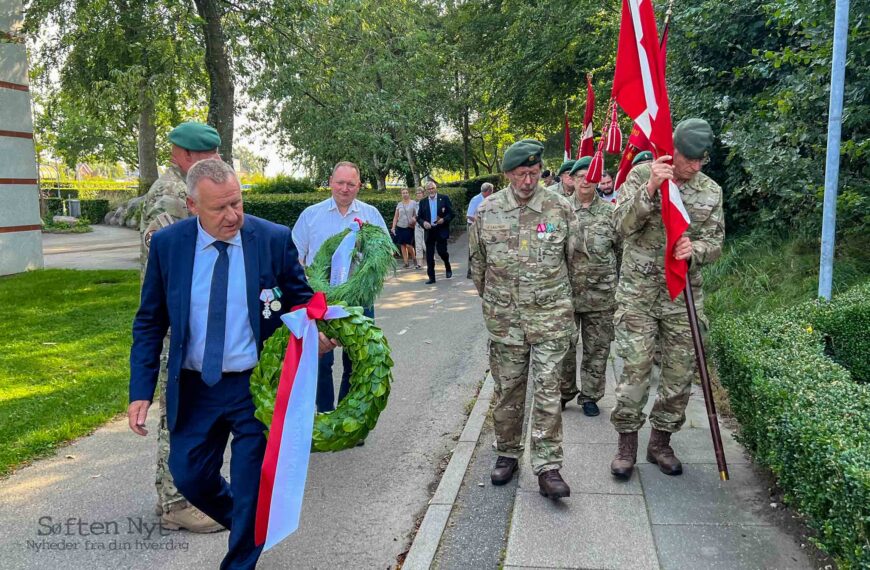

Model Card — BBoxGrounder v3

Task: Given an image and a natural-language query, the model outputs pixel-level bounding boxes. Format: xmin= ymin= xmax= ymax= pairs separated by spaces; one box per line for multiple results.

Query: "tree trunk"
xmin=462 ymin=106 xmax=471 ymax=180
xmin=193 ymin=0 xmax=234 ymax=163
xmin=404 ymin=145 xmax=420 ymax=188
xmin=137 ymin=85 xmax=159 ymax=195
xmin=376 ymin=172 xmax=387 ymax=191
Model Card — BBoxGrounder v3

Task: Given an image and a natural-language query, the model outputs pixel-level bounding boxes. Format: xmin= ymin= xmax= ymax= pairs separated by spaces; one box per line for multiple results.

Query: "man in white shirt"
xmin=466 ymin=182 xmax=494 ymax=278
xmin=292 ymin=161 xmax=389 ymax=412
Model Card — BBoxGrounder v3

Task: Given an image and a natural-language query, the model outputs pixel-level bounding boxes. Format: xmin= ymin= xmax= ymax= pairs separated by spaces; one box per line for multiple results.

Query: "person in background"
xmin=417 ymin=180 xmax=454 ymax=285
xmin=546 ymin=160 xmax=576 ymax=197
xmin=541 ymin=169 xmax=555 ymax=187
xmin=413 ymin=187 xmax=426 ymax=270
xmin=597 ymin=170 xmax=616 ymax=203
xmin=466 ymin=182 xmax=495 ymax=278
xmin=391 ymin=188 xmax=419 ymax=269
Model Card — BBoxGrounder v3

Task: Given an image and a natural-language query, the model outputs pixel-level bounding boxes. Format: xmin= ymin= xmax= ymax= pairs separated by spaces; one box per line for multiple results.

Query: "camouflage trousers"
xmin=610 ymin=306 xmax=700 ymax=434
xmin=155 ymin=336 xmax=188 ymax=513
xmin=559 ymin=309 xmax=615 ymax=403
xmin=490 ymin=336 xmax=569 ymax=475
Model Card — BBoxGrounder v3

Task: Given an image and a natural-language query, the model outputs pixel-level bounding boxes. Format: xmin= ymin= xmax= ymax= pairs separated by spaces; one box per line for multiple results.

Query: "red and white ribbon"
xmin=254 ymin=291 xmax=349 ymax=550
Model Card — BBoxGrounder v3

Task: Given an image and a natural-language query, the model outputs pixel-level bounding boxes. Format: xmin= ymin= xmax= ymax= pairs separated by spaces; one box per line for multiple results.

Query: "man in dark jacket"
xmin=417 ymin=180 xmax=454 ymax=284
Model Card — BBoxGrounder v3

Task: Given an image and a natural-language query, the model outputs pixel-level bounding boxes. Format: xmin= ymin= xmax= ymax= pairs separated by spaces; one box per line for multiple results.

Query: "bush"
xmin=249 ymin=174 xmax=318 ymax=194
xmin=245 ymin=187 xmax=470 ymax=233
xmin=442 ymin=174 xmax=503 ymax=204
xmin=80 ymin=199 xmax=110 ymax=224
xmin=44 ymin=198 xmax=64 ymax=217
xmin=710 ymin=284 xmax=870 ymax=567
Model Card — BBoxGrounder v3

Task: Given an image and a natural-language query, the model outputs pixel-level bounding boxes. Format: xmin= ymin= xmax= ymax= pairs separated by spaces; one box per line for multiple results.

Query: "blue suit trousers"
xmin=168 ymin=369 xmax=266 ymax=570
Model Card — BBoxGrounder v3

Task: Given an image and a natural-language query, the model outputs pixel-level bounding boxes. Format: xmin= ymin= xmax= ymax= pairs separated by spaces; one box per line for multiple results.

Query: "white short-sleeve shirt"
xmin=291 ymin=197 xmax=389 ymax=266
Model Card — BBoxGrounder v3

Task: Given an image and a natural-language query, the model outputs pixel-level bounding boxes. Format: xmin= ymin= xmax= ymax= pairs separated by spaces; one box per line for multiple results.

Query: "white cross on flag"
xmin=612 ymin=0 xmax=690 ymax=300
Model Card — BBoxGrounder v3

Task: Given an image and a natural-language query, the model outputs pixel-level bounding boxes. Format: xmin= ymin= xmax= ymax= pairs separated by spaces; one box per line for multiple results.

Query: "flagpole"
xmin=683 ymin=270 xmax=729 ymax=481
xmin=661 ymin=0 xmax=728 ymax=481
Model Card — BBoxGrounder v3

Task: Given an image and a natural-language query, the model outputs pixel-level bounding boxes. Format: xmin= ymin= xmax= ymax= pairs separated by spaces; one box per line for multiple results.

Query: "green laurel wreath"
xmin=306 ymin=223 xmax=397 ymax=309
xmin=250 ymin=223 xmax=396 ymax=451
xmin=250 ymin=305 xmax=393 ymax=451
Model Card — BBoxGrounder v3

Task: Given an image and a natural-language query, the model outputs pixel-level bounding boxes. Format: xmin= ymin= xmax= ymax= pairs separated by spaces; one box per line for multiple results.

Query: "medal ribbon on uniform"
xmin=255 ymin=292 xmax=349 ymax=550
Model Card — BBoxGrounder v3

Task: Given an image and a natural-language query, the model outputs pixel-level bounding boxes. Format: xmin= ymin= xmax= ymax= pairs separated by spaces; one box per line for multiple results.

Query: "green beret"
xmin=632 ymin=150 xmax=653 ymax=165
xmin=673 ymin=118 xmax=713 ymax=160
xmin=501 ymin=139 xmax=544 ymax=172
xmin=168 ymin=121 xmax=221 ymax=152
xmin=569 ymin=156 xmax=593 ymax=175
xmin=557 ymin=160 xmax=576 ymax=176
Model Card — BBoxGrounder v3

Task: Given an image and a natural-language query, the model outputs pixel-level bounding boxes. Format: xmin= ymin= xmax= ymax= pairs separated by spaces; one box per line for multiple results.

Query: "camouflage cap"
xmin=168 ymin=122 xmax=221 ymax=152
xmin=673 ymin=118 xmax=713 ymax=160
xmin=632 ymin=150 xmax=654 ymax=165
xmin=556 ymin=160 xmax=576 ymax=176
xmin=569 ymin=155 xmax=593 ymax=175
xmin=501 ymin=139 xmax=544 ymax=172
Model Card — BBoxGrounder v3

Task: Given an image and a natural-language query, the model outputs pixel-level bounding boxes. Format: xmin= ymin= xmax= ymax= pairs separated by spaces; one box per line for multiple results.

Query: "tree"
xmin=192 ymin=0 xmax=235 ymax=162
xmin=26 ymin=0 xmax=207 ymax=193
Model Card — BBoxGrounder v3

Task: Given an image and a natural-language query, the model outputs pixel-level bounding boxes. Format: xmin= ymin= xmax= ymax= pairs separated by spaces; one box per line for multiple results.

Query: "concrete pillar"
xmin=0 ymin=0 xmax=43 ymax=276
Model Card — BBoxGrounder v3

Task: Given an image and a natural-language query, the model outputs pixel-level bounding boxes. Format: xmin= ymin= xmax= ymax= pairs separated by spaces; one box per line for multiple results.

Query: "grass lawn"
xmin=0 ymin=269 xmax=139 ymax=476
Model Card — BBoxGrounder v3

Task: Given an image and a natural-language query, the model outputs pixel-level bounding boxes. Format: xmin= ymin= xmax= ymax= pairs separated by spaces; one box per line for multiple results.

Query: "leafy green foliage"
xmin=0 ymin=270 xmax=139 ymax=475
xmin=307 ymin=224 xmax=397 ymax=310
xmin=80 ymin=199 xmax=110 ymax=224
xmin=443 ymin=174 xmax=504 ymax=203
xmin=250 ymin=305 xmax=394 ymax=450
xmin=249 ymin=175 xmax=317 ymax=194
xmin=710 ymin=283 xmax=870 ymax=567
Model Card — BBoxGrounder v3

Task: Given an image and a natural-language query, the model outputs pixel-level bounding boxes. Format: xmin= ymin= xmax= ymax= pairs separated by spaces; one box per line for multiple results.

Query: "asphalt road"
xmin=0 ymin=232 xmax=489 ymax=569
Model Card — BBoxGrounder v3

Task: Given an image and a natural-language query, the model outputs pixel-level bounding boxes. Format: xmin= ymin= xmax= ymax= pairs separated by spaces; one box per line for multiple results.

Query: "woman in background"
xmin=391 ymin=188 xmax=419 ymax=268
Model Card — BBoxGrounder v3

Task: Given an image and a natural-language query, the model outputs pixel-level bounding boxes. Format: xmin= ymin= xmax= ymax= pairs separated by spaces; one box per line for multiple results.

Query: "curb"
xmin=402 ymin=373 xmax=494 ymax=569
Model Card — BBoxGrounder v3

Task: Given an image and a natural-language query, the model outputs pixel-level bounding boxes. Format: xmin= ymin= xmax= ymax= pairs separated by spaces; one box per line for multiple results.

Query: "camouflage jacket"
xmin=470 ymin=185 xmax=583 ymax=346
xmin=545 ymin=181 xmax=572 ymax=197
xmin=614 ymin=163 xmax=724 ymax=313
xmin=569 ymin=193 xmax=620 ymax=313
xmin=139 ymin=165 xmax=189 ymax=275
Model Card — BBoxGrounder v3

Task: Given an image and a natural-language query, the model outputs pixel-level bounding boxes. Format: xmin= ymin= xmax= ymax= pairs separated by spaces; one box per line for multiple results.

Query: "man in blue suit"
xmin=417 ymin=180 xmax=454 ymax=284
xmin=128 ymin=158 xmax=336 ymax=569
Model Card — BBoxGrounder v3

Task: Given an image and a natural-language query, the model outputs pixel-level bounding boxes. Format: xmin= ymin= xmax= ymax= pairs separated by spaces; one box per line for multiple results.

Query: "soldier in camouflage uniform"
xmin=609 ymin=119 xmax=725 ymax=479
xmin=139 ymin=122 xmax=223 ymax=532
xmin=559 ymin=156 xmax=621 ymax=418
xmin=470 ymin=139 xmax=583 ymax=500
xmin=545 ymin=160 xmax=576 ymax=197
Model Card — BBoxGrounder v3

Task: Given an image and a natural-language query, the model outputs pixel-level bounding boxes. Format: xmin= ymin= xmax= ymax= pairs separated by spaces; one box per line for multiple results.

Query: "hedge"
xmin=249 ymin=174 xmax=318 ymax=194
xmin=710 ymin=283 xmax=870 ymax=567
xmin=244 ymin=187 xmax=469 ymax=233
xmin=44 ymin=197 xmax=64 ymax=217
xmin=80 ymin=199 xmax=110 ymax=224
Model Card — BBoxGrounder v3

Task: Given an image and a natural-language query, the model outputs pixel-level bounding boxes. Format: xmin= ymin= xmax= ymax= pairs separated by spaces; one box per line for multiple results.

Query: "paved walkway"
xmin=501 ymin=357 xmax=814 ymax=570
xmin=42 ymin=225 xmax=139 ymax=270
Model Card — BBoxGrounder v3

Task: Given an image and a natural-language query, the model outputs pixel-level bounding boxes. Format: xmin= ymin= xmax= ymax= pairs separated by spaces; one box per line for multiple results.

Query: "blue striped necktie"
xmin=201 ymin=241 xmax=229 ymax=386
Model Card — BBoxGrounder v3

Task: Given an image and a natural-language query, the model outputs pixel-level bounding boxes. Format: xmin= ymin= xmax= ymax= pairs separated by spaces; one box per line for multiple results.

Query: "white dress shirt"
xmin=466 ymin=192 xmax=485 ymax=222
xmin=292 ymin=197 xmax=389 ymax=266
xmin=182 ymin=219 xmax=258 ymax=373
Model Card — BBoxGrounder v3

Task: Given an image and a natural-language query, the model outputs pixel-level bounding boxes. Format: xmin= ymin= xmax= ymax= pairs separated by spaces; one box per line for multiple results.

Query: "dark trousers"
xmin=425 ymin=231 xmax=451 ymax=281
xmin=316 ymin=306 xmax=375 ymax=412
xmin=169 ymin=369 xmax=265 ymax=570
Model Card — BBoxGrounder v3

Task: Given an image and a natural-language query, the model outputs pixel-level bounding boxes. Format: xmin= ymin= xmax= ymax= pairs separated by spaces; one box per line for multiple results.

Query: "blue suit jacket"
xmin=129 ymin=214 xmax=314 ymax=430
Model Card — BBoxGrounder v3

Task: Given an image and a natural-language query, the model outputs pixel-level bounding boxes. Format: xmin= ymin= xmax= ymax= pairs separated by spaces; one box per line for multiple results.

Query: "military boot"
xmin=161 ymin=505 xmax=225 ymax=533
xmin=491 ymin=456 xmax=519 ymax=485
xmin=647 ymin=428 xmax=683 ymax=475
xmin=538 ymin=469 xmax=570 ymax=499
xmin=610 ymin=431 xmax=638 ymax=479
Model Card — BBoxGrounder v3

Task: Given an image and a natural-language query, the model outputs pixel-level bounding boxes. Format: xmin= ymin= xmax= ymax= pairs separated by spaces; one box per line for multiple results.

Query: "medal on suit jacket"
xmin=260 ymin=287 xmax=283 ymax=319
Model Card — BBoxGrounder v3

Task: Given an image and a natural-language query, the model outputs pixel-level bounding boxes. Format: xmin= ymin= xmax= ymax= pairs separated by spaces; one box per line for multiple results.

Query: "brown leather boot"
xmin=647 ymin=428 xmax=683 ymax=476
xmin=491 ymin=456 xmax=519 ymax=485
xmin=610 ymin=431 xmax=638 ymax=479
xmin=538 ymin=469 xmax=570 ymax=499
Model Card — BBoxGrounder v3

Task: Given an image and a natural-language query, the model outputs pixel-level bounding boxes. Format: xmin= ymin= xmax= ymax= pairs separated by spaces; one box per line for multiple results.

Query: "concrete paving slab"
xmin=652 ymin=524 xmax=814 ymax=570
xmin=639 ymin=464 xmax=770 ymax=526
xmin=504 ymin=492 xmax=659 ymax=570
xmin=42 ymin=225 xmax=139 ymax=270
xmin=430 ymin=442 xmax=476 ymax=506
xmin=518 ymin=444 xmax=642 ymax=496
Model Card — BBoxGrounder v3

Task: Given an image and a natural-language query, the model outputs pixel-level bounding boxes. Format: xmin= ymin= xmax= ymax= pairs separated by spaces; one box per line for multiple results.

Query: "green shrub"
xmin=80 ymin=199 xmax=110 ymax=224
xmin=44 ymin=197 xmax=64 ymax=217
xmin=250 ymin=174 xmax=318 ymax=194
xmin=244 ymin=187 xmax=469 ymax=233
xmin=710 ymin=284 xmax=870 ymax=567
xmin=784 ymin=283 xmax=870 ymax=384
